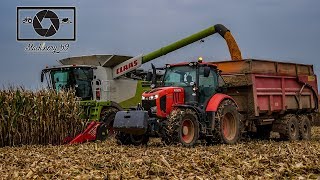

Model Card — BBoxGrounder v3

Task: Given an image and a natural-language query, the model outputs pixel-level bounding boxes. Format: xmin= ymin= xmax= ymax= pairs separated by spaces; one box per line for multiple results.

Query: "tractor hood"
xmin=142 ymin=87 xmax=184 ymax=98
xmin=142 ymin=87 xmax=185 ymax=118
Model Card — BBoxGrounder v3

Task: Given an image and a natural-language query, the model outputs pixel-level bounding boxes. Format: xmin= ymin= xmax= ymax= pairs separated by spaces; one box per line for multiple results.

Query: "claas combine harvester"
xmin=113 ymin=24 xmax=319 ymax=146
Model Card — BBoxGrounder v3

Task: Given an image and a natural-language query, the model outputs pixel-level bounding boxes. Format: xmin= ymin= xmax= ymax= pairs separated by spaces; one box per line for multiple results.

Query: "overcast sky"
xmin=1 ymin=0 xmax=320 ymax=89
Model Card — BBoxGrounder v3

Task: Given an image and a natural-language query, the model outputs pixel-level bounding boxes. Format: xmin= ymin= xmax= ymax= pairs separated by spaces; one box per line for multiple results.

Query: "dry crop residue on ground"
xmin=1 ymin=128 xmax=320 ymax=179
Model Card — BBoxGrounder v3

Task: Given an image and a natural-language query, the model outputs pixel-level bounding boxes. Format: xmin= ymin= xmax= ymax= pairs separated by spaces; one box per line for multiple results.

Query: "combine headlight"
xmin=142 ymin=96 xmax=146 ymax=100
xmin=154 ymin=94 xmax=159 ymax=99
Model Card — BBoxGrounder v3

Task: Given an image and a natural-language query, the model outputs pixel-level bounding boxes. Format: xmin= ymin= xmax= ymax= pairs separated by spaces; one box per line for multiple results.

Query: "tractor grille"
xmin=160 ymin=96 xmax=166 ymax=112
xmin=142 ymin=100 xmax=156 ymax=110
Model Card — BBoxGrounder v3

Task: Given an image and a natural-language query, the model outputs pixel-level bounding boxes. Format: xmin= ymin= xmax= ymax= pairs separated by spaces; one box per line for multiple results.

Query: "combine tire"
xmin=278 ymin=114 xmax=299 ymax=141
xmin=100 ymin=107 xmax=118 ymax=139
xmin=213 ymin=99 xmax=241 ymax=144
xmin=298 ymin=115 xmax=311 ymax=140
xmin=96 ymin=123 xmax=108 ymax=141
xmin=165 ymin=108 xmax=199 ymax=147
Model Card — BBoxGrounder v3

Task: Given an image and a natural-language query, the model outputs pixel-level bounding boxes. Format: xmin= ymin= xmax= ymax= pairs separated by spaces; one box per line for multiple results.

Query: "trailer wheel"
xmin=130 ymin=134 xmax=149 ymax=146
xmin=214 ymin=99 xmax=241 ymax=144
xmin=279 ymin=114 xmax=299 ymax=141
xmin=298 ymin=115 xmax=311 ymax=140
xmin=165 ymin=108 xmax=199 ymax=147
xmin=100 ymin=107 xmax=118 ymax=139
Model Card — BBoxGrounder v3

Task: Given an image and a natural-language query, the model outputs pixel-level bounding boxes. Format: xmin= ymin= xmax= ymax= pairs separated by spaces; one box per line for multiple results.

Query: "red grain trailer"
xmin=215 ymin=59 xmax=318 ymax=140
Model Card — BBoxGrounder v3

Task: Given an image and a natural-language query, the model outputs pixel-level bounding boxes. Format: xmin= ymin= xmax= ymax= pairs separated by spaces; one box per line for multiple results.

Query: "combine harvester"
xmin=113 ymin=24 xmax=319 ymax=146
xmin=41 ymin=24 xmax=235 ymax=143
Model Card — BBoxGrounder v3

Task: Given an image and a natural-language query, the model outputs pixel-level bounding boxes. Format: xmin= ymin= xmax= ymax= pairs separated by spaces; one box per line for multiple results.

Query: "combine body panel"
xmin=215 ymin=59 xmax=318 ymax=119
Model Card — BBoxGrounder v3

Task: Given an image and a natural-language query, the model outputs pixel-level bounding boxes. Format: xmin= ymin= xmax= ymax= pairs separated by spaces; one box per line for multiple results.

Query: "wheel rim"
xmin=222 ymin=113 xmax=237 ymax=141
xmin=181 ymin=119 xmax=195 ymax=144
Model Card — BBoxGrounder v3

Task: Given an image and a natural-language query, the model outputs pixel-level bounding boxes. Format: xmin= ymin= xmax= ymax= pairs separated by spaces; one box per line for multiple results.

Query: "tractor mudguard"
xmin=113 ymin=111 xmax=148 ymax=135
xmin=205 ymin=93 xmax=237 ymax=112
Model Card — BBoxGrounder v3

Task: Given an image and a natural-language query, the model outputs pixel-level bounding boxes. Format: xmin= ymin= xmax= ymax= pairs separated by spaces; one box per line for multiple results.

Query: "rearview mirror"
xmin=204 ymin=67 xmax=210 ymax=77
xmin=146 ymin=72 xmax=152 ymax=81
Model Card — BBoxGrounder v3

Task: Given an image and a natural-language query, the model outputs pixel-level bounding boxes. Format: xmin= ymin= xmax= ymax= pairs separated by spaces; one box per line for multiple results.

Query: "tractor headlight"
xmin=148 ymin=94 xmax=159 ymax=100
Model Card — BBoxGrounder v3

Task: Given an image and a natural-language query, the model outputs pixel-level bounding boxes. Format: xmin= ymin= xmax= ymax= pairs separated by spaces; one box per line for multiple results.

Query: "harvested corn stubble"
xmin=1 ymin=128 xmax=320 ymax=179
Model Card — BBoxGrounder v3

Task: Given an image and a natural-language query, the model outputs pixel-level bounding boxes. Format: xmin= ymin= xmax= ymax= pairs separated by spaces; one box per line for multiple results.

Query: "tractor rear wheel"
xmin=165 ymin=108 xmax=199 ymax=147
xmin=99 ymin=107 xmax=118 ymax=140
xmin=279 ymin=114 xmax=299 ymax=141
xmin=298 ymin=115 xmax=311 ymax=140
xmin=213 ymin=99 xmax=241 ymax=144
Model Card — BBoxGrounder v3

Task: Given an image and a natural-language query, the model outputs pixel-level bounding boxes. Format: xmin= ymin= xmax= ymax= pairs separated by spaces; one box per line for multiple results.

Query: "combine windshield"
xmin=45 ymin=67 xmax=93 ymax=100
xmin=163 ymin=66 xmax=196 ymax=87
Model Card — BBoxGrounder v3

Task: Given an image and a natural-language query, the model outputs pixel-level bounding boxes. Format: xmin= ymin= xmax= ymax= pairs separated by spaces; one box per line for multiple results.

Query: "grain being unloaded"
xmin=224 ymin=31 xmax=242 ymax=60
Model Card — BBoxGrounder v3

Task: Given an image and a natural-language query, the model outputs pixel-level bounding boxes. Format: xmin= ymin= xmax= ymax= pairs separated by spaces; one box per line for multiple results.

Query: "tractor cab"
xmin=41 ymin=65 xmax=94 ymax=100
xmin=162 ymin=62 xmax=219 ymax=104
xmin=142 ymin=61 xmax=223 ymax=118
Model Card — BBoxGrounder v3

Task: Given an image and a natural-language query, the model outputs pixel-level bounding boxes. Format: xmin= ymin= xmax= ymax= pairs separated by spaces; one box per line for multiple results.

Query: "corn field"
xmin=0 ymin=88 xmax=85 ymax=147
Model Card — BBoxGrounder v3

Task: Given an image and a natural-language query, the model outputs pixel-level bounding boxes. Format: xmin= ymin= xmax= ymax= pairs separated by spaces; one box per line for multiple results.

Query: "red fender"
xmin=205 ymin=93 xmax=237 ymax=112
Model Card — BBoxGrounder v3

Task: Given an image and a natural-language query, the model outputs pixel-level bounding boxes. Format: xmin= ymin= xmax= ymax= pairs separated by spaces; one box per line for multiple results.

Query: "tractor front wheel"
xmin=116 ymin=133 xmax=149 ymax=146
xmin=213 ymin=99 xmax=241 ymax=144
xmin=166 ymin=108 xmax=199 ymax=147
xmin=130 ymin=134 xmax=149 ymax=146
xmin=116 ymin=132 xmax=131 ymax=145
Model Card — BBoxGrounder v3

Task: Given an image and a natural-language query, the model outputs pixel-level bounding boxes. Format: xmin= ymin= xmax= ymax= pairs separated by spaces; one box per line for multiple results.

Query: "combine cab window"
xmin=48 ymin=67 xmax=93 ymax=100
xmin=53 ymin=71 xmax=68 ymax=92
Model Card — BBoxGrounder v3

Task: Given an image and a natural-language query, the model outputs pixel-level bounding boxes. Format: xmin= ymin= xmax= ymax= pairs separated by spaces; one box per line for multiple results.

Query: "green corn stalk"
xmin=0 ymin=87 xmax=85 ymax=147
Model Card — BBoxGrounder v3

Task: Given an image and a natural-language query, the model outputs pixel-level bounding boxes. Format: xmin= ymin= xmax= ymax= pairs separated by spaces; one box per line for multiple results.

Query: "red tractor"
xmin=113 ymin=60 xmax=242 ymax=146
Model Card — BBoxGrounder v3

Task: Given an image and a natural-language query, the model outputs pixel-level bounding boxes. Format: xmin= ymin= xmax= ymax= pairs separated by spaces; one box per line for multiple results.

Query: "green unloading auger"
xmin=112 ymin=24 xmax=242 ymax=78
xmin=142 ymin=24 xmax=242 ymax=63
